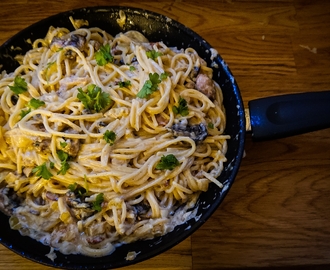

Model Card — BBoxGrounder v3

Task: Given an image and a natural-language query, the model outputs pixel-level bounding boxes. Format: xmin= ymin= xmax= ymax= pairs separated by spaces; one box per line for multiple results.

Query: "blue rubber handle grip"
xmin=248 ymin=91 xmax=330 ymax=140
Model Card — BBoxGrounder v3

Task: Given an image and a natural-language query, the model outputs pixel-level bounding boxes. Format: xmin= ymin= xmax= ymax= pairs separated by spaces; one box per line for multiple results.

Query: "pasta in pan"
xmin=0 ymin=18 xmax=228 ymax=258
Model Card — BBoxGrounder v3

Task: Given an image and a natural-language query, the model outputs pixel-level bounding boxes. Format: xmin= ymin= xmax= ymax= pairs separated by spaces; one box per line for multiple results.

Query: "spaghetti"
xmin=0 ymin=21 xmax=228 ymax=258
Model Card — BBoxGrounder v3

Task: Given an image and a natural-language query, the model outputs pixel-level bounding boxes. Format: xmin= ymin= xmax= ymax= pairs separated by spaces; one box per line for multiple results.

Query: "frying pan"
xmin=0 ymin=6 xmax=329 ymax=270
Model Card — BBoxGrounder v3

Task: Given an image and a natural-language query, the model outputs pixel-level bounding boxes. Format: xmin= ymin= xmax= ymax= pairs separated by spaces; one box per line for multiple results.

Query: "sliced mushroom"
xmin=50 ymin=34 xmax=86 ymax=59
xmin=34 ymin=138 xmax=51 ymax=153
xmin=170 ymin=119 xmax=208 ymax=143
xmin=33 ymin=195 xmax=46 ymax=206
xmin=63 ymin=129 xmax=81 ymax=157
xmin=67 ymin=138 xmax=80 ymax=157
xmin=65 ymin=192 xmax=94 ymax=220
xmin=133 ymin=201 xmax=151 ymax=220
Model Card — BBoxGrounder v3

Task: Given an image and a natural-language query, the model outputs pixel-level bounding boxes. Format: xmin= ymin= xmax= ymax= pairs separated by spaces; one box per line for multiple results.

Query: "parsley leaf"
xmin=92 ymin=193 xmax=104 ymax=212
xmin=77 ymin=87 xmax=92 ymax=109
xmin=155 ymin=154 xmax=180 ymax=170
xmin=57 ymin=150 xmax=69 ymax=162
xmin=146 ymin=50 xmax=163 ymax=60
xmin=58 ymin=161 xmax=70 ymax=175
xmin=136 ymin=73 xmax=162 ymax=99
xmin=20 ymin=98 xmax=45 ymax=120
xmin=32 ymin=162 xmax=53 ymax=180
xmin=57 ymin=150 xmax=70 ymax=175
xmin=137 ymin=80 xmax=153 ymax=98
xmin=129 ymin=66 xmax=136 ymax=71
xmin=160 ymin=72 xmax=169 ymax=80
xmin=118 ymin=80 xmax=131 ymax=88
xmin=28 ymin=98 xmax=45 ymax=109
xmin=77 ymin=84 xmax=111 ymax=112
xmin=60 ymin=141 xmax=67 ymax=148
xmin=68 ymin=182 xmax=78 ymax=192
xmin=20 ymin=108 xmax=31 ymax=119
xmin=9 ymin=76 xmax=28 ymax=94
xmin=103 ymin=130 xmax=116 ymax=145
xmin=95 ymin=44 xmax=114 ymax=66
xmin=173 ymin=96 xmax=189 ymax=116
xmin=208 ymin=122 xmax=214 ymax=129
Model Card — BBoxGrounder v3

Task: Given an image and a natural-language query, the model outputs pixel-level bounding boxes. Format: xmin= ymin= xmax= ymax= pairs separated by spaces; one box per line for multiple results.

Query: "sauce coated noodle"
xmin=0 ymin=22 xmax=228 ymax=258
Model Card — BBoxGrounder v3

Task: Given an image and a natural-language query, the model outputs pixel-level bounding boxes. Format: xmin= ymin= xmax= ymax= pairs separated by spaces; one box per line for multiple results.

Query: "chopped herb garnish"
xmin=95 ymin=44 xmax=113 ymax=66
xmin=146 ymin=50 xmax=163 ymax=60
xmin=60 ymin=141 xmax=67 ymax=148
xmin=155 ymin=154 xmax=180 ymax=170
xmin=20 ymin=98 xmax=45 ymax=120
xmin=173 ymin=96 xmax=189 ymax=116
xmin=129 ymin=66 xmax=136 ymax=71
xmin=68 ymin=182 xmax=78 ymax=192
xmin=103 ymin=130 xmax=116 ymax=145
xmin=118 ymin=80 xmax=131 ymax=88
xmin=136 ymin=73 xmax=162 ymax=99
xmin=77 ymin=84 xmax=111 ymax=112
xmin=208 ymin=122 xmax=214 ymax=129
xmin=32 ymin=162 xmax=53 ymax=180
xmin=92 ymin=193 xmax=104 ymax=212
xmin=57 ymin=150 xmax=69 ymax=162
xmin=57 ymin=150 xmax=70 ymax=175
xmin=58 ymin=161 xmax=70 ymax=175
xmin=50 ymin=162 xmax=55 ymax=169
xmin=9 ymin=76 xmax=28 ymax=94
xmin=28 ymin=98 xmax=45 ymax=109
xmin=20 ymin=108 xmax=31 ymax=119
xmin=160 ymin=72 xmax=169 ymax=80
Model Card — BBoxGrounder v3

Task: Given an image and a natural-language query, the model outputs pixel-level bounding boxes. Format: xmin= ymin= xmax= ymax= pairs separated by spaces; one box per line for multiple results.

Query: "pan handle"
xmin=247 ymin=90 xmax=330 ymax=140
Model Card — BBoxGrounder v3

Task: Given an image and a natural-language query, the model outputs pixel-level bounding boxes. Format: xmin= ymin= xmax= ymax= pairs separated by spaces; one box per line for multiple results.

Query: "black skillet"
xmin=0 ymin=6 xmax=245 ymax=269
xmin=0 ymin=6 xmax=329 ymax=270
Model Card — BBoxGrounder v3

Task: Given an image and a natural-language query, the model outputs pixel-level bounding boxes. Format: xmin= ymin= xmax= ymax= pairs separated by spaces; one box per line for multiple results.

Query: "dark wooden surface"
xmin=1 ymin=0 xmax=330 ymax=269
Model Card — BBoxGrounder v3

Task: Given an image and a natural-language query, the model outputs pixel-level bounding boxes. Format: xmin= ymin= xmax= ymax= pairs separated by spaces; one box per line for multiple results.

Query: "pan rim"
xmin=0 ymin=5 xmax=246 ymax=269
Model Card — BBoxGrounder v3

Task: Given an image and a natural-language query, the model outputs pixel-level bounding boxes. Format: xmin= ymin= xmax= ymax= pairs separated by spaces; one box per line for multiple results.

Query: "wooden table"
xmin=1 ymin=0 xmax=330 ymax=269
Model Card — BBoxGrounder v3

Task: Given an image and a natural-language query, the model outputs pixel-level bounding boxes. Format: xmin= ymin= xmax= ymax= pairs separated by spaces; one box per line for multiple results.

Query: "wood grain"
xmin=0 ymin=237 xmax=192 ymax=270
xmin=192 ymin=131 xmax=330 ymax=269
xmin=1 ymin=0 xmax=330 ymax=269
